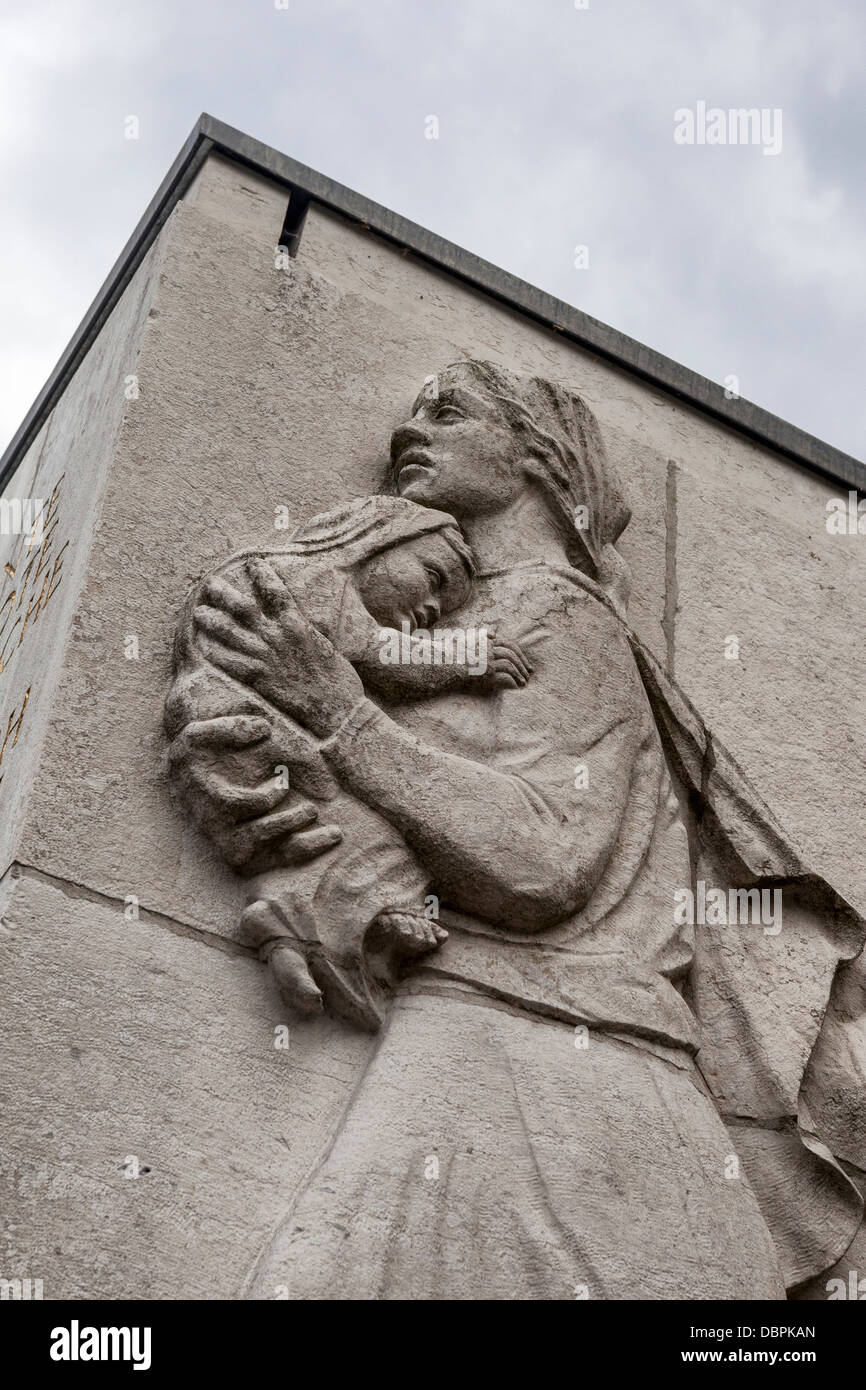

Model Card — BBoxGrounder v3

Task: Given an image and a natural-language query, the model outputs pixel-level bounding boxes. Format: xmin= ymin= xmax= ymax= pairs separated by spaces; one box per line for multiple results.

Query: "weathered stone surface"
xmin=184 ymin=151 xmax=290 ymax=246
xmin=12 ymin=177 xmax=671 ymax=937
xmin=0 ymin=233 xmax=166 ymax=877
xmin=1 ymin=143 xmax=863 ymax=1303
xmin=161 ymin=344 xmax=863 ymax=1296
xmin=673 ymin=461 xmax=866 ymax=913
xmin=0 ymin=867 xmax=371 ymax=1299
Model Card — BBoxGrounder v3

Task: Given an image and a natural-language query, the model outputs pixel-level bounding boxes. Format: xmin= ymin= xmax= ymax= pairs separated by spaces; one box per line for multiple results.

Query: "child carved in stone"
xmin=168 ymin=495 xmax=533 ymax=1028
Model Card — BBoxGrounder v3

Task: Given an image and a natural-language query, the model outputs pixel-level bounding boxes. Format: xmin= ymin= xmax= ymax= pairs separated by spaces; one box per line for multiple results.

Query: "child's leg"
xmin=240 ymin=899 xmax=323 ymax=1015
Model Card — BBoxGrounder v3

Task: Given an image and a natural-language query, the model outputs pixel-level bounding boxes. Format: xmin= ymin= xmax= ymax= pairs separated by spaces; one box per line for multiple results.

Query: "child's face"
xmin=357 ymin=531 xmax=472 ymax=630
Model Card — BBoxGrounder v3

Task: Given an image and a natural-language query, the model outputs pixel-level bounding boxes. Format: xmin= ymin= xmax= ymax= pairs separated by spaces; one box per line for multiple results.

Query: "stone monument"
xmin=1 ymin=115 xmax=864 ymax=1301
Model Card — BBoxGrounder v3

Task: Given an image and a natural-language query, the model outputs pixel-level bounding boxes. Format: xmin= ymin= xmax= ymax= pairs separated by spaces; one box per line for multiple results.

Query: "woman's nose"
xmin=390 ymin=421 xmax=431 ymax=463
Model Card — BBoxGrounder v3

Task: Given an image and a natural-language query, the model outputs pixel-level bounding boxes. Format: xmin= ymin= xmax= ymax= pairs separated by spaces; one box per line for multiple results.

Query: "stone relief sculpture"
xmin=164 ymin=359 xmax=865 ymax=1300
xmin=168 ymin=493 xmax=533 ymax=1028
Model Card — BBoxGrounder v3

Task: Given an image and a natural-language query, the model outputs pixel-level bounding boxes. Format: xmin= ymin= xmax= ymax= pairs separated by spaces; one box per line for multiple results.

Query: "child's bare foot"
xmin=240 ymin=898 xmax=324 ymax=1015
xmin=374 ymin=908 xmax=448 ymax=958
xmin=269 ymin=941 xmax=324 ymax=1015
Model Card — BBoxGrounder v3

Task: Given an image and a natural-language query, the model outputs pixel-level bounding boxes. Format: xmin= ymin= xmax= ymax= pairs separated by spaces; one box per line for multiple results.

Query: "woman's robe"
xmin=237 ymin=560 xmax=864 ymax=1297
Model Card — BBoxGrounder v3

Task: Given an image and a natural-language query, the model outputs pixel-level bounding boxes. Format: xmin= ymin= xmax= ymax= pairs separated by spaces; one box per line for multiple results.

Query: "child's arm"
xmin=357 ymin=626 xmax=534 ymax=701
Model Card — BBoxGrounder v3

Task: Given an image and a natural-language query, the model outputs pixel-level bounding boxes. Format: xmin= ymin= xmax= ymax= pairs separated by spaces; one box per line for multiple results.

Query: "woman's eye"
xmin=425 ymin=568 xmax=442 ymax=589
xmin=435 ymin=405 xmax=462 ymax=421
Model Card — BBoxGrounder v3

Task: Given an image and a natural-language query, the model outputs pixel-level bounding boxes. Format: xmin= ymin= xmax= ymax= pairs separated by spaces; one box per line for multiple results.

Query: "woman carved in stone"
xmin=166 ymin=361 xmax=865 ymax=1299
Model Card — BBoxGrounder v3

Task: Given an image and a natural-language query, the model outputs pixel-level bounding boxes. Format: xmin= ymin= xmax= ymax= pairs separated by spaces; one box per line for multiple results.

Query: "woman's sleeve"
xmin=319 ymin=656 xmax=646 ymax=931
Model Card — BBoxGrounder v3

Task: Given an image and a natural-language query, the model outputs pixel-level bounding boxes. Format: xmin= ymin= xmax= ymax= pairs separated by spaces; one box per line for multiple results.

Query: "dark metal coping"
xmin=2 ymin=112 xmax=863 ymax=494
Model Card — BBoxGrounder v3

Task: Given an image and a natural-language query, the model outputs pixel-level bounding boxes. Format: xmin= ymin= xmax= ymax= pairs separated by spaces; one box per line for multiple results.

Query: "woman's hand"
xmin=163 ymin=708 xmax=343 ymax=875
xmin=193 ymin=559 xmax=365 ymax=738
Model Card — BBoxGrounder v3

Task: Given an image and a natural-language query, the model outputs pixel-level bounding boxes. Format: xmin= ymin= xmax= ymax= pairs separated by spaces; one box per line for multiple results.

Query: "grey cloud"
xmin=0 ymin=0 xmax=863 ymax=458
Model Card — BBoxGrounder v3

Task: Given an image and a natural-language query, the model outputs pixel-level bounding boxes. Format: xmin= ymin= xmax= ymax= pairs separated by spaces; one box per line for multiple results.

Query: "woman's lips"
xmin=400 ymin=461 xmax=439 ymax=489
xmin=396 ymin=450 xmax=436 ymax=487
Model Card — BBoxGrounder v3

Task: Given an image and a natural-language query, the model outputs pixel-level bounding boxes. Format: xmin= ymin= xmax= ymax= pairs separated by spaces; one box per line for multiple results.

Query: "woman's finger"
xmin=228 ymin=816 xmax=344 ymax=873
xmin=279 ymin=823 xmax=343 ymax=865
xmin=246 ymin=558 xmax=297 ymax=619
xmin=220 ymin=788 xmax=321 ymax=825
xmin=495 ymin=637 xmax=533 ymax=667
xmin=171 ymin=758 xmax=285 ymax=823
xmin=200 ymin=773 xmax=292 ymax=818
xmin=492 ymin=652 xmax=531 ymax=683
xmin=194 ymin=605 xmax=270 ymax=659
xmin=241 ymin=800 xmax=320 ymax=838
xmin=201 ymin=575 xmax=260 ymax=625
xmin=197 ymin=634 xmax=266 ymax=684
xmin=223 ymin=811 xmax=337 ymax=867
xmin=168 ymin=715 xmax=271 ymax=764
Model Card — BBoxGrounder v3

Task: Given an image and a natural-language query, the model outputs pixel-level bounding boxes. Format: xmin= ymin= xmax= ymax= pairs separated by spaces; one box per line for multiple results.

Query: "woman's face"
xmin=389 ymin=373 xmax=525 ymax=521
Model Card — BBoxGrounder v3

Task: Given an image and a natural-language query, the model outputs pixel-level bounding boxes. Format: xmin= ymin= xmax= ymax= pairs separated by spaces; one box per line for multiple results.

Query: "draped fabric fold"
xmin=631 ymin=635 xmax=865 ymax=1288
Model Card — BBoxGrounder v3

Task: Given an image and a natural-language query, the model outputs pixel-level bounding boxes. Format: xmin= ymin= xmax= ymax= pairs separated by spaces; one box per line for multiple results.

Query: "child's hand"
xmin=479 ymin=632 xmax=535 ymax=691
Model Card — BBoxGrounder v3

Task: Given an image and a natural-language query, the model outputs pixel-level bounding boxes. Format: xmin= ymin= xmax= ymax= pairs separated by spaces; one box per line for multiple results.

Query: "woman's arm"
xmin=193 ymin=557 xmax=644 ymax=930
xmin=317 ymin=696 xmax=640 ymax=931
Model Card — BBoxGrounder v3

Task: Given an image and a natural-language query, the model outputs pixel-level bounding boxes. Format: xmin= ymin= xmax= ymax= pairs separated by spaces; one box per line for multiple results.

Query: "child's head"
xmin=356 ymin=526 xmax=474 ymax=630
xmin=279 ymin=494 xmax=475 ymax=632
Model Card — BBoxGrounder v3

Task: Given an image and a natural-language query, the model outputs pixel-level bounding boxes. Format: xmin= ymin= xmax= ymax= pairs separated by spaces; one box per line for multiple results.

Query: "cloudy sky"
xmin=1 ymin=0 xmax=863 ymax=460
